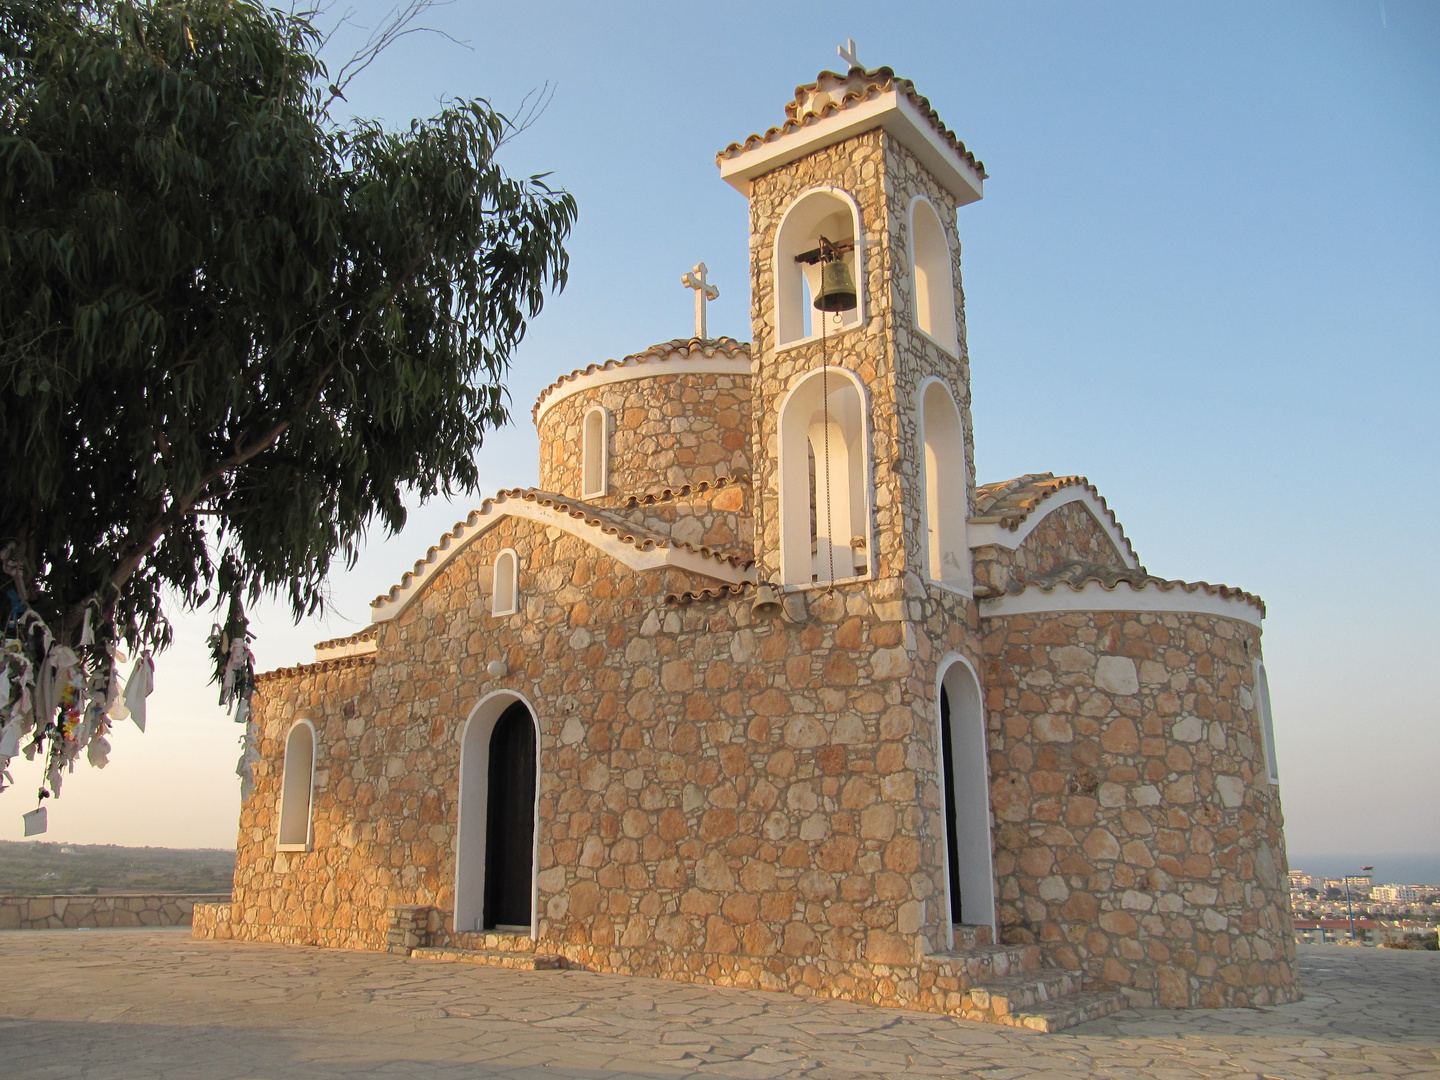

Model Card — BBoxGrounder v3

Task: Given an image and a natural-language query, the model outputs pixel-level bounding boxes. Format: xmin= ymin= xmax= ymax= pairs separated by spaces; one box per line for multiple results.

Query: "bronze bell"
xmin=751 ymin=582 xmax=783 ymax=619
xmin=813 ymin=253 xmax=857 ymax=313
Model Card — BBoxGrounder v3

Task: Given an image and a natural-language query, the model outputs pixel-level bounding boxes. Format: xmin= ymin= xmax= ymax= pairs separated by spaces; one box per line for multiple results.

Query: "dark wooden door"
xmin=940 ymin=687 xmax=964 ymax=922
xmin=483 ymin=701 xmax=536 ymax=929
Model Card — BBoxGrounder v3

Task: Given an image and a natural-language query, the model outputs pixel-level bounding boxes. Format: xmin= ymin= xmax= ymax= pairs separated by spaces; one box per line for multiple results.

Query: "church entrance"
xmin=454 ymin=692 xmax=539 ymax=934
xmin=483 ymin=701 xmax=536 ymax=929
xmin=938 ymin=659 xmax=997 ymax=940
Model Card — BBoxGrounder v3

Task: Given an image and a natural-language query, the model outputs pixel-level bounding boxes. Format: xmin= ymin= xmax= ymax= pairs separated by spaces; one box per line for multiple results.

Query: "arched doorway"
xmin=937 ymin=658 xmax=996 ymax=941
xmin=455 ymin=692 xmax=539 ymax=934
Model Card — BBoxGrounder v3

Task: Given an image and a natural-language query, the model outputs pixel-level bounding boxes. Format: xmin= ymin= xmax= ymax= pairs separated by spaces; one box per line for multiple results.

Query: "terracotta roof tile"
xmin=532 ymin=337 xmax=751 ymax=422
xmin=1014 ymin=560 xmax=1267 ymax=618
xmin=972 ymin=472 xmax=1142 ymax=571
xmin=665 ymin=582 xmax=751 ymax=606
xmin=717 ymin=66 xmax=987 ymax=179
xmin=624 ymin=472 xmax=748 ymax=509
xmin=372 ymin=488 xmax=755 ymax=609
xmin=312 ymin=625 xmax=377 ymax=652
xmin=256 ymin=654 xmax=375 ymax=683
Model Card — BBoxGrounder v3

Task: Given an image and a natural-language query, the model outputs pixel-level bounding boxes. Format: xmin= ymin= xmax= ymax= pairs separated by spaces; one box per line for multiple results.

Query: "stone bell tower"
xmin=715 ymin=52 xmax=987 ymax=594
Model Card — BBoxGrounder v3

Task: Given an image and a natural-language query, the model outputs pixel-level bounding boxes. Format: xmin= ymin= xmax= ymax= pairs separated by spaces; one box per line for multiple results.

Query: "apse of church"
xmin=197 ymin=48 xmax=1299 ymax=1030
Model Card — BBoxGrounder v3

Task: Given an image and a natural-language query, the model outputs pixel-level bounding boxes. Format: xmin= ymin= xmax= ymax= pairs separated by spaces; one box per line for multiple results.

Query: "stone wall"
xmin=0 ymin=893 xmax=230 ymax=930
xmin=973 ymin=501 xmax=1131 ymax=594
xmin=536 ymin=367 xmax=752 ymax=503
xmin=223 ymin=513 xmax=981 ymax=1011
xmin=981 ymin=606 xmax=1298 ymax=1007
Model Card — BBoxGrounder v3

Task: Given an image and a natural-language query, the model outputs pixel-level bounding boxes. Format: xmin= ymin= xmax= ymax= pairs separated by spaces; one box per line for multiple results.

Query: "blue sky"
xmin=5 ymin=1 xmax=1435 ymax=872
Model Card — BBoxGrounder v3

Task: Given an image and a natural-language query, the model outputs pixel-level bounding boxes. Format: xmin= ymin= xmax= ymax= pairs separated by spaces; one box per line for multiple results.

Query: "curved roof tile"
xmin=717 ymin=66 xmax=987 ymax=179
xmin=532 ymin=337 xmax=751 ymax=422
xmin=372 ymin=488 xmax=755 ymax=609
xmin=257 ymin=654 xmax=376 ymax=684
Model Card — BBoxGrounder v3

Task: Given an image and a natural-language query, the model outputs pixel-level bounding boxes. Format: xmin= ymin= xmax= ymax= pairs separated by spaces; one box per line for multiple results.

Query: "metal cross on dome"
xmin=681 ymin=262 xmax=720 ymax=339
xmin=838 ymin=38 xmax=861 ymax=70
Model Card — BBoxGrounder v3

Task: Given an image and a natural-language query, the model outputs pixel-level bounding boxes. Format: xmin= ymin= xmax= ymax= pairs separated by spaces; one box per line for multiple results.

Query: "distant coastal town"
xmin=1289 ymin=869 xmax=1439 ymax=948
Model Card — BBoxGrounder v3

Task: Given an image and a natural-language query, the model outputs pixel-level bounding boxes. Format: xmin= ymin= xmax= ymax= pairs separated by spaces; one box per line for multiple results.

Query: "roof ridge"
xmin=532 ymin=337 xmax=752 ymax=422
xmin=257 ymin=654 xmax=376 ymax=683
xmin=1008 ymin=572 xmax=1267 ymax=618
xmin=312 ymin=625 xmax=377 ymax=652
xmin=624 ymin=471 xmax=750 ymax=509
xmin=717 ymin=66 xmax=987 ymax=179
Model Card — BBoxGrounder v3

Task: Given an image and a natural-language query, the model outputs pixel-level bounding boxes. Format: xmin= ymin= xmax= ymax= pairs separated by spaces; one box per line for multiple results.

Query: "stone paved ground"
xmin=0 ymin=932 xmax=1435 ymax=1079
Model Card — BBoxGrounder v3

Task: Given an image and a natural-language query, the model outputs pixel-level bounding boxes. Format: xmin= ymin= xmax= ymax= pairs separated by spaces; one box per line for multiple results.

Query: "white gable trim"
xmin=534 ymin=355 xmax=751 ymax=423
xmin=968 ymin=487 xmax=1140 ymax=570
xmin=371 ymin=497 xmax=752 ymax=623
xmin=981 ymin=578 xmax=1263 ymax=629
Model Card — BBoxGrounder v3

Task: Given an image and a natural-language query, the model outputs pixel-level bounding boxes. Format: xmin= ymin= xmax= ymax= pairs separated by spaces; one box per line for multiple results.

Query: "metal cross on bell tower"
xmin=681 ymin=262 xmax=720 ymax=339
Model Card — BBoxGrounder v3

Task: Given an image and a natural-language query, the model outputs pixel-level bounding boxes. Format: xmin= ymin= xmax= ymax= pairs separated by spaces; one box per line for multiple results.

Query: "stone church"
xmin=195 ymin=56 xmax=1299 ymax=1031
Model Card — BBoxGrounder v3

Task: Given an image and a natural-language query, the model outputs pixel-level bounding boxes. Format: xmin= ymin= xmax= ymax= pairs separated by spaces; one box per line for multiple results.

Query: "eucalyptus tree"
xmin=0 ymin=0 xmax=574 ymax=804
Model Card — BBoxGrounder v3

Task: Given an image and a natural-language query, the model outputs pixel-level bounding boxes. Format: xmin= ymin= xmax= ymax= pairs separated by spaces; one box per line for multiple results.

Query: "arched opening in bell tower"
xmin=909 ymin=196 xmax=960 ymax=356
xmin=919 ymin=379 xmax=970 ymax=591
xmin=778 ymin=366 xmax=870 ymax=586
xmin=774 ymin=188 xmax=864 ymax=347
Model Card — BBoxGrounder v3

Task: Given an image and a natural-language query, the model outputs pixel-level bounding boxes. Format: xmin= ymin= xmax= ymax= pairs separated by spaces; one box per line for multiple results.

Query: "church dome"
xmin=533 ymin=337 xmax=753 ymax=503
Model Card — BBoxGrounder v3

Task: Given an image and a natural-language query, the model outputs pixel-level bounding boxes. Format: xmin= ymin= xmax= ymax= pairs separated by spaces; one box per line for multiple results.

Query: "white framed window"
xmin=777 ymin=366 xmax=870 ymax=586
xmin=909 ymin=196 xmax=960 ymax=356
xmin=1254 ymin=661 xmax=1279 ymax=785
xmin=774 ymin=188 xmax=864 ymax=347
xmin=277 ymin=719 xmax=316 ymax=852
xmin=919 ymin=379 xmax=969 ymax=591
xmin=581 ymin=406 xmax=609 ymax=498
xmin=492 ymin=548 xmax=519 ymax=617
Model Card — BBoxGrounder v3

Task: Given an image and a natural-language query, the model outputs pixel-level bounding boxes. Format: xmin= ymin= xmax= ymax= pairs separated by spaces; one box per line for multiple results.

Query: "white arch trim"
xmin=277 ymin=718 xmax=317 ymax=853
xmin=982 ymin=577 xmax=1264 ymax=628
xmin=935 ymin=653 xmax=997 ymax=945
xmin=907 ymin=196 xmax=961 ymax=358
xmin=773 ymin=186 xmax=867 ymax=349
xmin=1254 ymin=661 xmax=1280 ymax=785
xmin=534 ymin=354 xmax=750 ymax=423
xmin=455 ymin=689 xmax=542 ymax=938
xmin=774 ymin=364 xmax=874 ymax=588
xmin=968 ymin=486 xmax=1141 ymax=570
xmin=372 ymin=493 xmax=752 ymax=622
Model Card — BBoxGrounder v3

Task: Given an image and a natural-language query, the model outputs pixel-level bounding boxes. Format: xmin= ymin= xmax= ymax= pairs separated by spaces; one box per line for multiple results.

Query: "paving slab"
xmin=0 ymin=933 xmax=1435 ymax=1079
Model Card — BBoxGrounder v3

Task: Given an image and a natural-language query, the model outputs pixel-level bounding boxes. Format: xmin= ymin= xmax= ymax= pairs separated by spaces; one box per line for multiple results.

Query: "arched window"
xmin=455 ymin=692 xmax=540 ymax=934
xmin=492 ymin=549 xmax=519 ymax=617
xmin=277 ymin=719 xmax=316 ymax=851
xmin=778 ymin=367 xmax=869 ymax=586
xmin=910 ymin=197 xmax=959 ymax=356
xmin=581 ymin=406 xmax=609 ymax=498
xmin=774 ymin=188 xmax=864 ymax=347
xmin=1255 ymin=662 xmax=1279 ymax=785
xmin=920 ymin=380 xmax=969 ymax=590
xmin=938 ymin=659 xmax=995 ymax=938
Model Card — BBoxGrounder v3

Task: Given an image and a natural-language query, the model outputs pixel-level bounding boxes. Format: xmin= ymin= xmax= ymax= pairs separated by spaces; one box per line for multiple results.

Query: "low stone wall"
xmin=0 ymin=893 xmax=231 ymax=930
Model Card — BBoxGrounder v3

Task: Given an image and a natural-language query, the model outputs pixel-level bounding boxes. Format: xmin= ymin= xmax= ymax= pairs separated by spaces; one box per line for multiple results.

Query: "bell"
xmin=751 ymin=583 xmax=783 ymax=620
xmin=813 ymin=254 xmax=857 ymax=313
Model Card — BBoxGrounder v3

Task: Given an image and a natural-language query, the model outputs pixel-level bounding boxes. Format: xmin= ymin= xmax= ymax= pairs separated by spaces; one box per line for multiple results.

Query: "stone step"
xmin=923 ymin=942 xmax=1043 ymax=983
xmin=978 ymin=989 xmax=1131 ymax=1033
xmin=951 ymin=923 xmax=994 ymax=950
xmin=447 ymin=931 xmax=539 ymax=953
xmin=410 ymin=947 xmax=566 ymax=971
xmin=963 ymin=969 xmax=1083 ymax=1016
